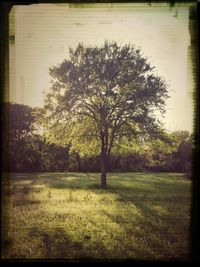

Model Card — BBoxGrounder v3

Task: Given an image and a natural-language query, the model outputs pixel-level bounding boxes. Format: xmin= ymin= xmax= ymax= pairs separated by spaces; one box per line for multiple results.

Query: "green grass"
xmin=1 ymin=172 xmax=192 ymax=260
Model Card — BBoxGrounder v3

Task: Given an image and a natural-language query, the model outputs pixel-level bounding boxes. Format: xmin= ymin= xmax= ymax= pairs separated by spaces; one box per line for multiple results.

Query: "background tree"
xmin=39 ymin=41 xmax=169 ymax=187
xmin=6 ymin=103 xmax=36 ymax=171
xmin=5 ymin=103 xmax=69 ymax=172
xmin=169 ymin=131 xmax=193 ymax=175
xmin=5 ymin=103 xmax=192 ymax=174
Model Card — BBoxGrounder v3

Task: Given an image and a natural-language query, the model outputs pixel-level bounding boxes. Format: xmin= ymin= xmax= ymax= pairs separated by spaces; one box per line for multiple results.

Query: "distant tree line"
xmin=3 ymin=103 xmax=193 ymax=175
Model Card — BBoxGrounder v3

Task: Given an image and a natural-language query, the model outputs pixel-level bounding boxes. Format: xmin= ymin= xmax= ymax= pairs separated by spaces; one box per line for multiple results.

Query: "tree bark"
xmin=101 ymin=154 xmax=107 ymax=188
xmin=100 ymin=108 xmax=108 ymax=188
xmin=100 ymin=128 xmax=107 ymax=188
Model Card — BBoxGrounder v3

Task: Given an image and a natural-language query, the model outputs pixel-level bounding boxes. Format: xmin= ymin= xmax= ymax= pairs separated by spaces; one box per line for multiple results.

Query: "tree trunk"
xmin=100 ymin=117 xmax=108 ymax=188
xmin=75 ymin=152 xmax=81 ymax=172
xmin=101 ymin=155 xmax=107 ymax=188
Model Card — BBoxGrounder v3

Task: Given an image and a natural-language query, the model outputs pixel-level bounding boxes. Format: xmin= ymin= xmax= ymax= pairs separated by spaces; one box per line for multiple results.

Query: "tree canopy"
xmin=39 ymin=41 xmax=169 ymax=187
xmin=5 ymin=103 xmax=192 ymax=175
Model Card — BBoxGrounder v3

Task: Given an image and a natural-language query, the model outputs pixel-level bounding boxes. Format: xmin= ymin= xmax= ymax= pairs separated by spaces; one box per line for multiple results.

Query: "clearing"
xmin=1 ymin=172 xmax=192 ymax=260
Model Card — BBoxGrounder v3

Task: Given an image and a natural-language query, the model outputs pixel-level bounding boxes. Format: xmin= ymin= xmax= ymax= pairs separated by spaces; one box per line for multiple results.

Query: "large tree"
xmin=40 ymin=41 xmax=169 ymax=187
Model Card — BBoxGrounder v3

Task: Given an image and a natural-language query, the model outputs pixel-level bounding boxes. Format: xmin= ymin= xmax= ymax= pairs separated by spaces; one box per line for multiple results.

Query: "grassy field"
xmin=1 ymin=172 xmax=191 ymax=260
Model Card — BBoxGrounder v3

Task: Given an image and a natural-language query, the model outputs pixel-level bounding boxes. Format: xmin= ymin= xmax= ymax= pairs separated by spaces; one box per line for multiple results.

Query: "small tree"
xmin=40 ymin=41 xmax=168 ymax=188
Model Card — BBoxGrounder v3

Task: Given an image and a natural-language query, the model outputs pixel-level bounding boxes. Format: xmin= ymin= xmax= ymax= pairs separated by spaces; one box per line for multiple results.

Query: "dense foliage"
xmin=4 ymin=103 xmax=192 ymax=175
xmin=4 ymin=103 xmax=68 ymax=172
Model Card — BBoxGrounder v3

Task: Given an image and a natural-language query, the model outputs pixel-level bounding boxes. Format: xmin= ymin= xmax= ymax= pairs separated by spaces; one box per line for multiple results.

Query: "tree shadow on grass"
xmin=9 ymin=172 xmax=187 ymax=194
xmin=29 ymin=227 xmax=82 ymax=259
xmin=44 ymin=171 xmax=185 ymax=188
xmin=10 ymin=184 xmax=42 ymax=206
xmin=28 ymin=227 xmax=112 ymax=259
xmin=98 ymin=196 xmax=191 ymax=260
xmin=6 ymin=172 xmax=191 ymax=260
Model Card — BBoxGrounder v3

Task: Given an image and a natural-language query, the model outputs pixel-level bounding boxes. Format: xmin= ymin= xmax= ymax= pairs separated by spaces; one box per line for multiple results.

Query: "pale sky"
xmin=9 ymin=3 xmax=194 ymax=132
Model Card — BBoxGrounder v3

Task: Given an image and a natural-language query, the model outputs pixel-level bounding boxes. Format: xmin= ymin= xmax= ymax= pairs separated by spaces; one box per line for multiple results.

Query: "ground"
xmin=1 ymin=172 xmax=191 ymax=260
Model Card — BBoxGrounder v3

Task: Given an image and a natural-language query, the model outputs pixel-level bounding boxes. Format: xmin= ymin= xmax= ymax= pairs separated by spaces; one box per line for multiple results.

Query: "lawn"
xmin=1 ymin=172 xmax=192 ymax=260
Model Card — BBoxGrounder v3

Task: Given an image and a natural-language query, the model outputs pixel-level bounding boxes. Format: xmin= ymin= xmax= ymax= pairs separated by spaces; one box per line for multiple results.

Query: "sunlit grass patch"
xmin=2 ymin=172 xmax=192 ymax=260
